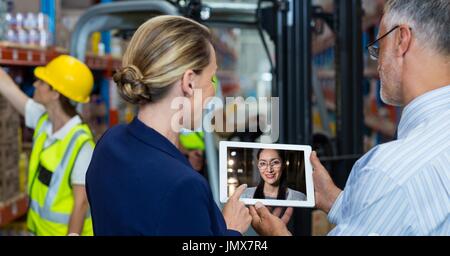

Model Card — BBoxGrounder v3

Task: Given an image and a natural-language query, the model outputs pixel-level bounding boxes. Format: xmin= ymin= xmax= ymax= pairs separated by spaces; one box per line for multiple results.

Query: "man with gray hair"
xmin=250 ymin=0 xmax=450 ymax=236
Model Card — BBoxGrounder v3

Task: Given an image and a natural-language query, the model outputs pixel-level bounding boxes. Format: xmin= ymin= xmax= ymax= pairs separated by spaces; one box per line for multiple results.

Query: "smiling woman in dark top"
xmin=241 ymin=149 xmax=306 ymax=201
xmin=86 ymin=15 xmax=251 ymax=236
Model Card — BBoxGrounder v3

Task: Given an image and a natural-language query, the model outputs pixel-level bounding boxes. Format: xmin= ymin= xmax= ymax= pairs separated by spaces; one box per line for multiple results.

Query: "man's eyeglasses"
xmin=257 ymin=159 xmax=282 ymax=170
xmin=366 ymin=25 xmax=401 ymax=61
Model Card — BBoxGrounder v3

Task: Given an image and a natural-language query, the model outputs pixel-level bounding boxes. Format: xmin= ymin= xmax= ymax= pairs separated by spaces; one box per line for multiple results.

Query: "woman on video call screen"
xmin=239 ymin=149 xmax=306 ymax=201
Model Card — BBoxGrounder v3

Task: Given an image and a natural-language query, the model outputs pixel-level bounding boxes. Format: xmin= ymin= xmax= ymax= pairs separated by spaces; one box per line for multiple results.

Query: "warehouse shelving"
xmin=0 ymin=43 xmax=122 ymax=74
xmin=0 ymin=43 xmax=57 ymax=66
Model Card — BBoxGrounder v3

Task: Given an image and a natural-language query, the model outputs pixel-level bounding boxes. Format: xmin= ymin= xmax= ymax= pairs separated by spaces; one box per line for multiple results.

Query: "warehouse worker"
xmin=0 ymin=55 xmax=95 ymax=236
xmin=250 ymin=0 xmax=450 ymax=236
xmin=86 ymin=16 xmax=251 ymax=236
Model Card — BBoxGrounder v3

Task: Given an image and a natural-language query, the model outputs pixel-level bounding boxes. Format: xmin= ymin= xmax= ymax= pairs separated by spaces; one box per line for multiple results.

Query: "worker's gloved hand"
xmin=249 ymin=202 xmax=293 ymax=236
xmin=310 ymin=151 xmax=342 ymax=213
xmin=222 ymin=184 xmax=252 ymax=234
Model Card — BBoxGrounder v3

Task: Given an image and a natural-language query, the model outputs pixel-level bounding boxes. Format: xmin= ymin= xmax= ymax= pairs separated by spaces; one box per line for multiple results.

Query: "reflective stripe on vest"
xmin=30 ymin=199 xmax=70 ymax=224
xmin=30 ymin=200 xmax=92 ymax=224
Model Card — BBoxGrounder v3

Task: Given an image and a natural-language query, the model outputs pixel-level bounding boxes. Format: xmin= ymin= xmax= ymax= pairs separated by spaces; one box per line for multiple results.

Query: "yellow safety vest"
xmin=179 ymin=131 xmax=205 ymax=151
xmin=27 ymin=114 xmax=94 ymax=236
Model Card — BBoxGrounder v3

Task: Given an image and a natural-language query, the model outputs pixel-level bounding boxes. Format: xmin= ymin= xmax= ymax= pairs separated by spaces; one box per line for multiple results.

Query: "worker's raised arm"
xmin=0 ymin=67 xmax=30 ymax=116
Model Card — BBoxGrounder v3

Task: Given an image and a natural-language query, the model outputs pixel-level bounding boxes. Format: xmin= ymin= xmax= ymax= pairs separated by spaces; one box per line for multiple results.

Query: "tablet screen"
xmin=220 ymin=142 xmax=315 ymax=208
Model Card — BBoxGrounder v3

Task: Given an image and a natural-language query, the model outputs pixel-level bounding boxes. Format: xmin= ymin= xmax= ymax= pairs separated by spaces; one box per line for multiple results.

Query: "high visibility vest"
xmin=27 ymin=114 xmax=94 ymax=236
xmin=179 ymin=131 xmax=205 ymax=151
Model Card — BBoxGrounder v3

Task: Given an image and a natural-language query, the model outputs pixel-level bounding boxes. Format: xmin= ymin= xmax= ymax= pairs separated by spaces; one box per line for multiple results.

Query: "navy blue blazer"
xmin=86 ymin=118 xmax=240 ymax=236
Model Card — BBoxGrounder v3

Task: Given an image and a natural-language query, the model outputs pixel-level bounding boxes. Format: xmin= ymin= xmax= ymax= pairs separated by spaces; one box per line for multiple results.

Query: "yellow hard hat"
xmin=34 ymin=55 xmax=94 ymax=103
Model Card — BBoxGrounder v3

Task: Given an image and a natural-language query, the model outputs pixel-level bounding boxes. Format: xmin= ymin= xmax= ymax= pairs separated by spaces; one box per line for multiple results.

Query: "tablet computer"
xmin=219 ymin=141 xmax=315 ymax=208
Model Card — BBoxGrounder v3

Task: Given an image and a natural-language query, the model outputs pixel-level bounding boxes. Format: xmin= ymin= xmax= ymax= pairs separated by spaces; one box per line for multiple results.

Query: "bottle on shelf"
xmin=111 ymin=36 xmax=122 ymax=58
xmin=5 ymin=12 xmax=16 ymax=42
xmin=15 ymin=12 xmax=28 ymax=44
xmin=24 ymin=12 xmax=38 ymax=46
xmin=37 ymin=12 xmax=51 ymax=47
xmin=0 ymin=0 xmax=8 ymax=41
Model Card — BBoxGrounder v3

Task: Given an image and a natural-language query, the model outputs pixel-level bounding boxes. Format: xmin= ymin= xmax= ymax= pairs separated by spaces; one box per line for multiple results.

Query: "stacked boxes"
xmin=0 ymin=94 xmax=20 ymax=202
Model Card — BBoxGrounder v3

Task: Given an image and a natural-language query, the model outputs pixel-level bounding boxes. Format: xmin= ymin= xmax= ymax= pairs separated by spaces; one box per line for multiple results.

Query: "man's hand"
xmin=222 ymin=184 xmax=252 ymax=234
xmin=249 ymin=202 xmax=293 ymax=236
xmin=311 ymin=151 xmax=342 ymax=213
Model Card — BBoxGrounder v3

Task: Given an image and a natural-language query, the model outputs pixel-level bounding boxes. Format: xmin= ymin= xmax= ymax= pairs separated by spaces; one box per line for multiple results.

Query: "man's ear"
xmin=396 ymin=25 xmax=412 ymax=57
xmin=181 ymin=69 xmax=196 ymax=97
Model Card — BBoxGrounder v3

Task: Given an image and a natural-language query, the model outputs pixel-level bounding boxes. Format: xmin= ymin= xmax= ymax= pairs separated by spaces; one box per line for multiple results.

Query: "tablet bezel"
xmin=219 ymin=141 xmax=315 ymax=208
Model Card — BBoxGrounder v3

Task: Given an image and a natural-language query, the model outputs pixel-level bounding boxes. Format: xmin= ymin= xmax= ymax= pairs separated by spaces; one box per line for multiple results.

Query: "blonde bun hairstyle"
xmin=113 ymin=15 xmax=212 ymax=104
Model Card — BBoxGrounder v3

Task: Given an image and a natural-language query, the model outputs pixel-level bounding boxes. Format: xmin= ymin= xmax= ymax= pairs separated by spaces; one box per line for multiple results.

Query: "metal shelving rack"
xmin=0 ymin=44 xmax=121 ymax=71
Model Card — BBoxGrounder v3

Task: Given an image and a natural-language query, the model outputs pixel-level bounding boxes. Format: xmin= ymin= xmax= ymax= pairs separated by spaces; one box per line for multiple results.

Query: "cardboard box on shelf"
xmin=0 ymin=94 xmax=20 ymax=141
xmin=0 ymin=168 xmax=20 ymax=202
xmin=11 ymin=0 xmax=40 ymax=14
xmin=0 ymin=124 xmax=19 ymax=146
xmin=0 ymin=147 xmax=21 ymax=202
xmin=1 ymin=153 xmax=22 ymax=201
xmin=0 ymin=94 xmax=20 ymax=115
xmin=0 ymin=95 xmax=21 ymax=203
xmin=0 ymin=143 xmax=19 ymax=169
xmin=0 ymin=95 xmax=14 ymax=117
xmin=0 ymin=123 xmax=20 ymax=151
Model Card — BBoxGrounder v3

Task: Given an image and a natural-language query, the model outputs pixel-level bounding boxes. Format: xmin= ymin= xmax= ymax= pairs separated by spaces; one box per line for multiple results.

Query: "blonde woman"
xmin=86 ymin=16 xmax=251 ymax=236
